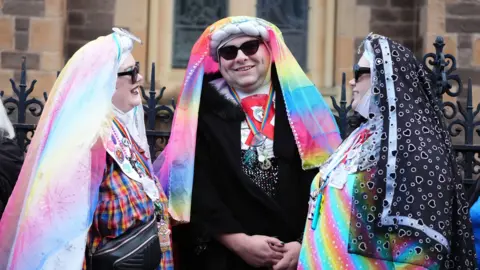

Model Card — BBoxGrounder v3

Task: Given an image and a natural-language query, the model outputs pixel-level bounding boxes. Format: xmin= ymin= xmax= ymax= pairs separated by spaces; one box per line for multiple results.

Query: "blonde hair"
xmin=0 ymin=99 xmax=15 ymax=140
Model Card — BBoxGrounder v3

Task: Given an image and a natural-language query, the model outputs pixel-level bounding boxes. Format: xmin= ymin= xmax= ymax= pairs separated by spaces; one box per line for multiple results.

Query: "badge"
xmin=111 ymin=134 xmax=117 ymax=145
xmin=123 ymin=163 xmax=133 ymax=173
xmin=115 ymin=147 xmax=124 ymax=163
xmin=122 ymin=138 xmax=130 ymax=147
xmin=252 ymin=106 xmax=264 ymax=122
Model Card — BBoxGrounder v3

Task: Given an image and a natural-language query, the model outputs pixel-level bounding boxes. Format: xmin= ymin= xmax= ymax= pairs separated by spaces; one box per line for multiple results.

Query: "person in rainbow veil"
xmin=297 ymin=33 xmax=477 ymax=269
xmin=0 ymin=28 xmax=173 ymax=270
xmin=154 ymin=16 xmax=341 ymax=270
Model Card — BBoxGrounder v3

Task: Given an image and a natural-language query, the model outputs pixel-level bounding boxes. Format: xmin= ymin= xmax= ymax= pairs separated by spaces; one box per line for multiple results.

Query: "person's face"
xmin=349 ymin=55 xmax=371 ymax=110
xmin=112 ymin=54 xmax=144 ymax=112
xmin=218 ymin=36 xmax=271 ymax=92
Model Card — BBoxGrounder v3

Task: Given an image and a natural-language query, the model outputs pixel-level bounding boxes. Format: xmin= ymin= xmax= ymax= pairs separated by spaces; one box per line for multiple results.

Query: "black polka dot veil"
xmin=347 ymin=34 xmax=477 ymax=269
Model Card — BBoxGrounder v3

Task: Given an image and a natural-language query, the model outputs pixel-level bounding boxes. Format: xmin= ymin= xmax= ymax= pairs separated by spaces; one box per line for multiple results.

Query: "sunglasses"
xmin=353 ymin=64 xmax=371 ymax=82
xmin=218 ymin=39 xmax=261 ymax=61
xmin=118 ymin=61 xmax=140 ymax=84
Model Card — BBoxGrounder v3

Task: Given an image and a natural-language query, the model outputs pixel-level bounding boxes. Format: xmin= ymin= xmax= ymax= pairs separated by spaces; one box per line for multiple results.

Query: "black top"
xmin=0 ymin=137 xmax=23 ymax=218
xmin=173 ymin=68 xmax=317 ymax=270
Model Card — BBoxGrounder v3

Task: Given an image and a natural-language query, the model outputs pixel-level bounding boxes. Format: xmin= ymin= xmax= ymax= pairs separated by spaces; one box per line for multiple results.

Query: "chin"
xmin=351 ymin=102 xmax=358 ymax=111
xmin=237 ymin=78 xmax=260 ymax=89
xmin=129 ymin=97 xmax=142 ymax=108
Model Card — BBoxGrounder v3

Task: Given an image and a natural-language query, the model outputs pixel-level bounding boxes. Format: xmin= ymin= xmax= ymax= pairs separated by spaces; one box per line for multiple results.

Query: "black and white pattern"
xmin=241 ymin=150 xmax=279 ymax=198
xmin=348 ymin=35 xmax=477 ymax=269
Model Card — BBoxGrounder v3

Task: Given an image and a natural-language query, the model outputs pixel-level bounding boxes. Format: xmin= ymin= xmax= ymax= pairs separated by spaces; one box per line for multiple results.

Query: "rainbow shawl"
xmin=0 ymin=34 xmax=126 ymax=269
xmin=154 ymin=16 xmax=342 ymax=222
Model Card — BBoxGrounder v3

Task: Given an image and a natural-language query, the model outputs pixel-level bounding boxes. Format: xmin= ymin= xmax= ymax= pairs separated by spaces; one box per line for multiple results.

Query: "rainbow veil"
xmin=0 ymin=32 xmax=134 ymax=269
xmin=154 ymin=16 xmax=342 ymax=223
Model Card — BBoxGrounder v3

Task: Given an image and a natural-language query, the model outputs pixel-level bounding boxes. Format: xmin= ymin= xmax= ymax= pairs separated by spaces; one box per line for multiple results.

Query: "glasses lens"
xmin=219 ymin=46 xmax=238 ymax=60
xmin=353 ymin=64 xmax=371 ymax=82
xmin=353 ymin=64 xmax=359 ymax=82
xmin=240 ymin=40 xmax=260 ymax=56
xmin=132 ymin=69 xmax=137 ymax=84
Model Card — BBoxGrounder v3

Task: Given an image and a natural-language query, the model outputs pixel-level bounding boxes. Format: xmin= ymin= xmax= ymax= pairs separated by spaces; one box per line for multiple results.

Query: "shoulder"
xmin=199 ymin=73 xmax=244 ymax=121
xmin=0 ymin=138 xmax=24 ymax=162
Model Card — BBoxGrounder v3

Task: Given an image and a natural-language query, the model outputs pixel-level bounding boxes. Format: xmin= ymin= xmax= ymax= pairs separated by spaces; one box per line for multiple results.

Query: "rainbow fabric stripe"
xmin=298 ymin=172 xmax=434 ymax=270
xmin=0 ymin=35 xmax=122 ymax=269
xmin=153 ymin=16 xmax=341 ymax=223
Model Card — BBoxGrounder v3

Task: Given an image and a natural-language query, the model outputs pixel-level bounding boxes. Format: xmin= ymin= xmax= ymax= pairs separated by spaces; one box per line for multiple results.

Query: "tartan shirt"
xmin=82 ymin=126 xmax=173 ymax=269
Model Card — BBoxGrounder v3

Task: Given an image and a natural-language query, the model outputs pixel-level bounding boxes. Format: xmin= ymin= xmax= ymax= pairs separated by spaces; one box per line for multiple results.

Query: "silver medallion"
xmin=260 ymin=158 xmax=272 ymax=170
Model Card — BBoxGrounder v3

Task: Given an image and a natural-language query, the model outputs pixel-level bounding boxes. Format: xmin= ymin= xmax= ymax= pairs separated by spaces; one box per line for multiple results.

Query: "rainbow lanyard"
xmin=228 ymin=84 xmax=275 ymax=141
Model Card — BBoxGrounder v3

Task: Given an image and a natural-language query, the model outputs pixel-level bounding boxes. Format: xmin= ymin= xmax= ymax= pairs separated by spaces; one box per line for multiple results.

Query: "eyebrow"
xmin=225 ymin=38 xmax=258 ymax=47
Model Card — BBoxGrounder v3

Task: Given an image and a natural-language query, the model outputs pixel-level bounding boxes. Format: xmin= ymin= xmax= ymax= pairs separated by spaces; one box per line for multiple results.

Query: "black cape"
xmin=173 ymin=68 xmax=317 ymax=270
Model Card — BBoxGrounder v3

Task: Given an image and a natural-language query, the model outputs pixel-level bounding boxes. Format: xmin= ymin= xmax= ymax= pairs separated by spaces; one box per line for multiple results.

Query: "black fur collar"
xmin=199 ymin=73 xmax=245 ymax=121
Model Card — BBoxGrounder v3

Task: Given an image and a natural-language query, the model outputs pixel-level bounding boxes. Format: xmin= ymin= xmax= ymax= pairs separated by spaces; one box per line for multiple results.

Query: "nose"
xmin=235 ymin=49 xmax=248 ymax=63
xmin=136 ymin=73 xmax=144 ymax=84
xmin=349 ymin=78 xmax=355 ymax=87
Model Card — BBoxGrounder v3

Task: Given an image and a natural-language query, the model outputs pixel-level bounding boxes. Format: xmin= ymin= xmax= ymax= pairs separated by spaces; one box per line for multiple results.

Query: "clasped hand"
xmin=235 ymin=235 xmax=301 ymax=269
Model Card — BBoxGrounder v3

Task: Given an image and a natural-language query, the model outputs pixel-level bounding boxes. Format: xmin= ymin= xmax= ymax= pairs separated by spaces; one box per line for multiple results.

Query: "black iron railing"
xmin=1 ymin=36 xmax=478 ymax=185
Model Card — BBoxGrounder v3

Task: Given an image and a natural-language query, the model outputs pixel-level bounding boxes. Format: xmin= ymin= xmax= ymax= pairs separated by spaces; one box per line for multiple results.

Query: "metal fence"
xmin=1 ymin=36 xmax=479 ymax=185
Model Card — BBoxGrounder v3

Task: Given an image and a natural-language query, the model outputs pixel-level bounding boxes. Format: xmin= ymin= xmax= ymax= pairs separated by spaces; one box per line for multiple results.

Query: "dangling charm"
xmin=243 ymin=147 xmax=257 ymax=168
xmin=260 ymin=158 xmax=272 ymax=170
xmin=157 ymin=215 xmax=171 ymax=253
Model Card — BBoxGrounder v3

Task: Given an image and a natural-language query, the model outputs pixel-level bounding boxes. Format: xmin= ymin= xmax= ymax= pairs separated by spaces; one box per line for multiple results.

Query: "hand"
xmin=271 ymin=241 xmax=301 ymax=270
xmin=218 ymin=234 xmax=285 ymax=267
xmin=237 ymin=235 xmax=286 ymax=267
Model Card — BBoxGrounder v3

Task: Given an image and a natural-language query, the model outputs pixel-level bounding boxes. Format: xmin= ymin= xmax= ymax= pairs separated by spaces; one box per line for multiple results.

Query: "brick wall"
xmin=0 ymin=0 xmax=65 ymax=97
xmin=66 ymin=0 xmax=116 ymax=59
xmin=357 ymin=0 xmax=423 ymax=57
xmin=446 ymin=0 xmax=480 ymax=87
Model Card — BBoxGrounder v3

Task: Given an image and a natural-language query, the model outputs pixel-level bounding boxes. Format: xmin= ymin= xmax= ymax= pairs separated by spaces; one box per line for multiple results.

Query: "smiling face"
xmin=218 ymin=36 xmax=271 ymax=93
xmin=112 ymin=54 xmax=144 ymax=112
xmin=349 ymin=55 xmax=372 ymax=110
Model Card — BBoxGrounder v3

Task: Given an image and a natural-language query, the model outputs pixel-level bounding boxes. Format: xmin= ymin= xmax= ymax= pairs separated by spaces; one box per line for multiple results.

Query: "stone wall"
xmin=0 ymin=0 xmax=65 ymax=96
xmin=445 ymin=0 xmax=480 ymax=87
xmin=356 ymin=0 xmax=423 ymax=58
xmin=66 ymin=0 xmax=116 ymax=59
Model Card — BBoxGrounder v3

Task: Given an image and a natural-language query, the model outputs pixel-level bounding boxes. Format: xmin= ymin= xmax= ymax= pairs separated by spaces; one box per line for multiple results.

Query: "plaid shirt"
xmin=83 ymin=135 xmax=173 ymax=269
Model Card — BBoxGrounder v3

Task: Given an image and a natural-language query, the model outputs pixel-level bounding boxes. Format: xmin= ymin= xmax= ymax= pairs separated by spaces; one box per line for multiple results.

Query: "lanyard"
xmin=228 ymin=84 xmax=274 ymax=140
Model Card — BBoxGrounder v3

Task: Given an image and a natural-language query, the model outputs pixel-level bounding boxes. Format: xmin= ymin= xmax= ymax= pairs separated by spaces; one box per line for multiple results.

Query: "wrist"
xmin=295 ymin=235 xmax=303 ymax=244
xmin=216 ymin=233 xmax=249 ymax=253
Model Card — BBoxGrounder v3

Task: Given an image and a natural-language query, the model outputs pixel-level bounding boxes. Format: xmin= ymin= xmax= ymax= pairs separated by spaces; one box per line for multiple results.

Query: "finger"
xmin=271 ymin=259 xmax=287 ymax=270
xmin=269 ymin=258 xmax=282 ymax=267
xmin=270 ymin=250 xmax=285 ymax=261
xmin=268 ymin=242 xmax=287 ymax=253
xmin=265 ymin=237 xmax=284 ymax=247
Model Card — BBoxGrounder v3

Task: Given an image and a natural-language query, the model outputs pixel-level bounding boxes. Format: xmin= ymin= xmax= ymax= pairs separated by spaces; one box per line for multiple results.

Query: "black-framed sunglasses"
xmin=118 ymin=61 xmax=140 ymax=84
xmin=353 ymin=63 xmax=371 ymax=82
xmin=218 ymin=39 xmax=261 ymax=60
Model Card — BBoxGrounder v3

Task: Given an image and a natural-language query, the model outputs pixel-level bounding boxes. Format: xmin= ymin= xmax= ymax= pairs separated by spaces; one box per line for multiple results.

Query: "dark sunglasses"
xmin=218 ymin=39 xmax=261 ymax=60
xmin=118 ymin=61 xmax=140 ymax=84
xmin=353 ymin=64 xmax=371 ymax=82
